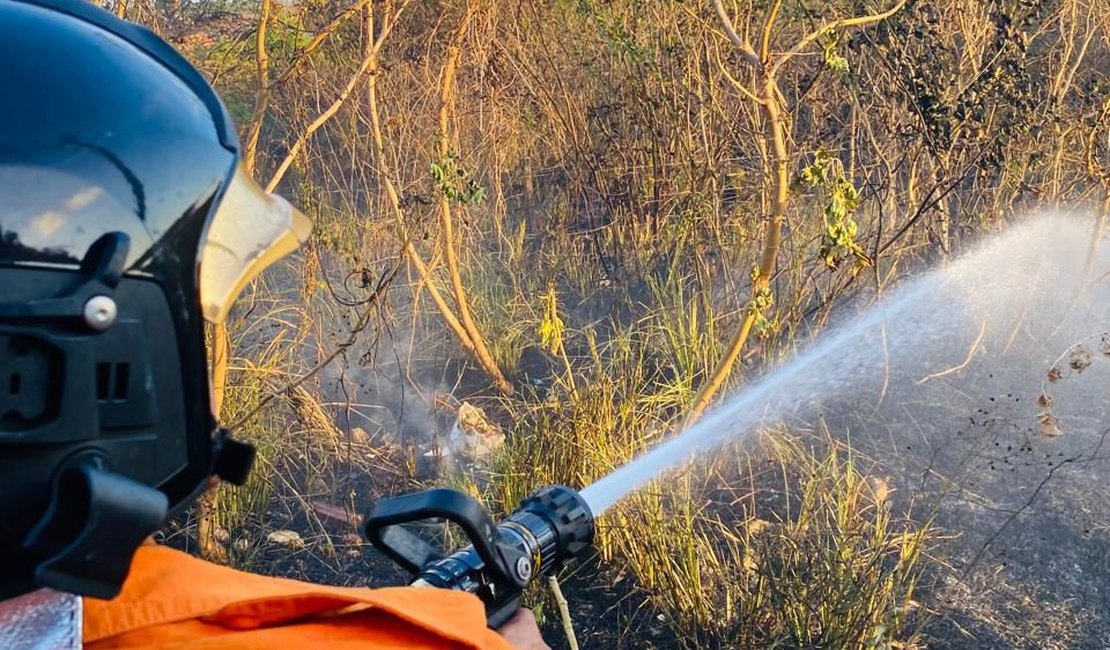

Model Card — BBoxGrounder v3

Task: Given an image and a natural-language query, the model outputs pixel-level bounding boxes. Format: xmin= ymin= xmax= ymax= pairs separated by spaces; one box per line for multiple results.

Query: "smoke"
xmin=313 ymin=290 xmax=503 ymax=478
xmin=320 ymin=337 xmax=453 ymax=449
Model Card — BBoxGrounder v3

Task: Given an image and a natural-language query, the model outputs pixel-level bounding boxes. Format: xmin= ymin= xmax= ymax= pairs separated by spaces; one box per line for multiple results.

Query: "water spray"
xmin=364 ymin=484 xmax=594 ymax=628
xmin=365 ymin=217 xmax=1105 ymax=629
xmin=363 ymin=257 xmax=940 ymax=626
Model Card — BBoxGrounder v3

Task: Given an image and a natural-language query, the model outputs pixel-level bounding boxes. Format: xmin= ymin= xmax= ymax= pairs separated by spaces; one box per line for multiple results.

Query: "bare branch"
xmin=265 ymin=52 xmax=376 ymax=193
xmin=713 ymin=0 xmax=759 ymax=66
xmin=374 ymin=0 xmax=414 ymax=51
xmin=759 ymin=0 xmax=783 ymax=63
xmin=777 ymin=0 xmax=907 ymax=70
xmin=1086 ymin=98 xmax=1110 ymax=180
xmin=917 ymin=319 xmax=987 ymax=384
xmin=227 ymin=253 xmax=406 ymax=432
xmin=263 ymin=0 xmax=413 ymax=193
xmin=242 ymin=0 xmax=273 ymax=175
xmin=713 ymin=42 xmax=765 ymax=105
xmin=270 ymin=0 xmax=373 ymax=90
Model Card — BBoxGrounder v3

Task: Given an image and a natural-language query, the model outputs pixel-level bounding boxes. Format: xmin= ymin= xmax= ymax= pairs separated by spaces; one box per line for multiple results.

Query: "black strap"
xmin=212 ymin=428 xmax=256 ymax=486
xmin=24 ymin=465 xmax=168 ymax=599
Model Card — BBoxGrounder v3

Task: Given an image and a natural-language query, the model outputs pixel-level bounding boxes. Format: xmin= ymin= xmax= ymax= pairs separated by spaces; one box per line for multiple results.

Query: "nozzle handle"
xmin=363 ymin=487 xmax=525 ymax=590
xmin=487 ymin=597 xmax=521 ymax=629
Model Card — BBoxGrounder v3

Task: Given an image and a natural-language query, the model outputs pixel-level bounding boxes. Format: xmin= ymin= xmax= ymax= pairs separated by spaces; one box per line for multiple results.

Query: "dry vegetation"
xmin=110 ymin=0 xmax=1110 ymax=647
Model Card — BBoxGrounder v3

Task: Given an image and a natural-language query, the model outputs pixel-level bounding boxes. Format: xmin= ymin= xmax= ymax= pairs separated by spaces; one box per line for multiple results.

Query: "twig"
xmin=917 ymin=318 xmax=987 ymax=384
xmin=776 ymin=0 xmax=908 ymax=71
xmin=962 ymin=456 xmax=1076 ymax=578
xmin=1001 ymin=294 xmax=1032 ymax=354
xmin=547 ymin=575 xmax=579 ymax=650
xmin=265 ymin=52 xmax=377 ymax=193
xmin=759 ymin=0 xmax=783 ymax=63
xmin=871 ymin=322 xmax=890 ymax=413
xmin=712 ymin=0 xmax=760 ymax=66
xmin=227 ymin=251 xmax=405 ymax=431
xmin=1039 ymin=330 xmax=1110 ymax=397
xmin=1082 ymin=194 xmax=1108 ymax=282
xmin=712 ymin=42 xmax=765 ymax=105
xmin=268 ymin=0 xmax=374 ymax=90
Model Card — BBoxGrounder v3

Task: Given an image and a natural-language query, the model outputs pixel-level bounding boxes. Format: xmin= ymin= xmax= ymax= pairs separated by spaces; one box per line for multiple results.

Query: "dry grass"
xmin=142 ymin=0 xmax=1110 ymax=645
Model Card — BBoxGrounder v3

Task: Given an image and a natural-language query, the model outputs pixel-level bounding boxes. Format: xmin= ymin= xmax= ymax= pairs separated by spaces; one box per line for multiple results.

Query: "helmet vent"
xmin=114 ymin=364 xmax=130 ymax=400
xmin=95 ymin=363 xmax=131 ymax=403
xmin=9 ymin=373 xmax=20 ymax=395
xmin=96 ymin=363 xmax=110 ymax=401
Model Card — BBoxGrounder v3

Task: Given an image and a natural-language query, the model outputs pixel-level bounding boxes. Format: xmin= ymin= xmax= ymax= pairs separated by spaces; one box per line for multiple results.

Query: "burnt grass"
xmin=165 ymin=441 xmax=683 ymax=649
xmin=166 ymin=335 xmax=1110 ymax=649
xmin=164 ymin=411 xmax=1110 ymax=650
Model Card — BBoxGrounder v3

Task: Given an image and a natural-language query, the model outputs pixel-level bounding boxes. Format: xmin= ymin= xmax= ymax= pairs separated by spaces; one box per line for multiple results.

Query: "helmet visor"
xmin=198 ymin=165 xmax=311 ymax=324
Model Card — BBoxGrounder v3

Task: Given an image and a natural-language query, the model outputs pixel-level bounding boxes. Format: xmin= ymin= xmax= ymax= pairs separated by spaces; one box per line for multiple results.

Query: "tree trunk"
xmin=362 ymin=3 xmax=510 ymax=395
xmin=242 ymin=0 xmax=273 ymax=176
xmin=435 ymin=5 xmax=513 ymax=396
xmin=682 ymin=76 xmax=787 ymax=427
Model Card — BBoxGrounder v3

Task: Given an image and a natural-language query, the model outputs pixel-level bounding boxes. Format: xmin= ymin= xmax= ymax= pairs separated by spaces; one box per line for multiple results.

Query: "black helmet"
xmin=0 ymin=0 xmax=310 ymax=599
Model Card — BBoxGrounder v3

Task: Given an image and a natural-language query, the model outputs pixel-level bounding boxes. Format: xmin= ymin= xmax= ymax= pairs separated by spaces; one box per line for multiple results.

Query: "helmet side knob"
xmin=83 ymin=296 xmax=117 ymax=332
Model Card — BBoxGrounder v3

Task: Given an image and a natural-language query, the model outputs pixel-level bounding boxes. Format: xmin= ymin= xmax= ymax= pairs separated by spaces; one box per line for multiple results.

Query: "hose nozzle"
xmin=364 ymin=484 xmax=594 ymax=628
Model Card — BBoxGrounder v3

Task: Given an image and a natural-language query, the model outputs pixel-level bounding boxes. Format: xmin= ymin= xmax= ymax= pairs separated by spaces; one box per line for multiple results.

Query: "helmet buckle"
xmin=23 ymin=464 xmax=167 ymax=599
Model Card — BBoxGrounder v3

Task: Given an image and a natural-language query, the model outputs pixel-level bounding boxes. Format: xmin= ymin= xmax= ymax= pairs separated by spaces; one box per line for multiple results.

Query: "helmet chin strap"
xmin=18 ymin=429 xmax=256 ymax=600
xmin=23 ymin=463 xmax=167 ymax=599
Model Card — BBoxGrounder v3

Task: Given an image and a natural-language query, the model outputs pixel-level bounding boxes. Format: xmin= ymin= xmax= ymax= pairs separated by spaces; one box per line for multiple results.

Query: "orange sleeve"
xmin=83 ymin=545 xmax=515 ymax=650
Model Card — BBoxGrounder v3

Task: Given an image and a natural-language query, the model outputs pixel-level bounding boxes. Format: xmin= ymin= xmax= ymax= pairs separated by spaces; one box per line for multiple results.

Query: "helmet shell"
xmin=0 ymin=0 xmax=241 ymax=596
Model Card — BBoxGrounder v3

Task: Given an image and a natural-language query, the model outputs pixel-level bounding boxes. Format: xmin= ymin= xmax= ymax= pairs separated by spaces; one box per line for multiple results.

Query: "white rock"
xmin=444 ymin=402 xmax=504 ymax=460
xmin=267 ymin=529 xmax=305 ymax=549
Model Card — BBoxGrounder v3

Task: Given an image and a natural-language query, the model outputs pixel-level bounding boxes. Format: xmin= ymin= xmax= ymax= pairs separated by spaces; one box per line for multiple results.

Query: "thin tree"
xmin=682 ymin=0 xmax=906 ymax=428
xmin=364 ymin=1 xmax=513 ymax=395
xmin=434 ymin=3 xmax=514 ymax=395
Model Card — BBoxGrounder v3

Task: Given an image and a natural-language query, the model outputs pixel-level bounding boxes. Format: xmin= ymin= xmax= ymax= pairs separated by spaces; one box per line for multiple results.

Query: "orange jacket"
xmin=83 ymin=545 xmax=514 ymax=650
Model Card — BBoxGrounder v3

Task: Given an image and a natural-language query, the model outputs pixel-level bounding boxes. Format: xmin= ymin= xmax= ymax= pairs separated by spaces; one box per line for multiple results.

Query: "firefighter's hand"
xmin=498 ymin=609 xmax=551 ymax=650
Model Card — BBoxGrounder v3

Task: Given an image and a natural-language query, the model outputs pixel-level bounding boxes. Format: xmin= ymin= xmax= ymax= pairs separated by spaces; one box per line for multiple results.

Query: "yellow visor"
xmin=199 ymin=165 xmax=312 ymax=323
